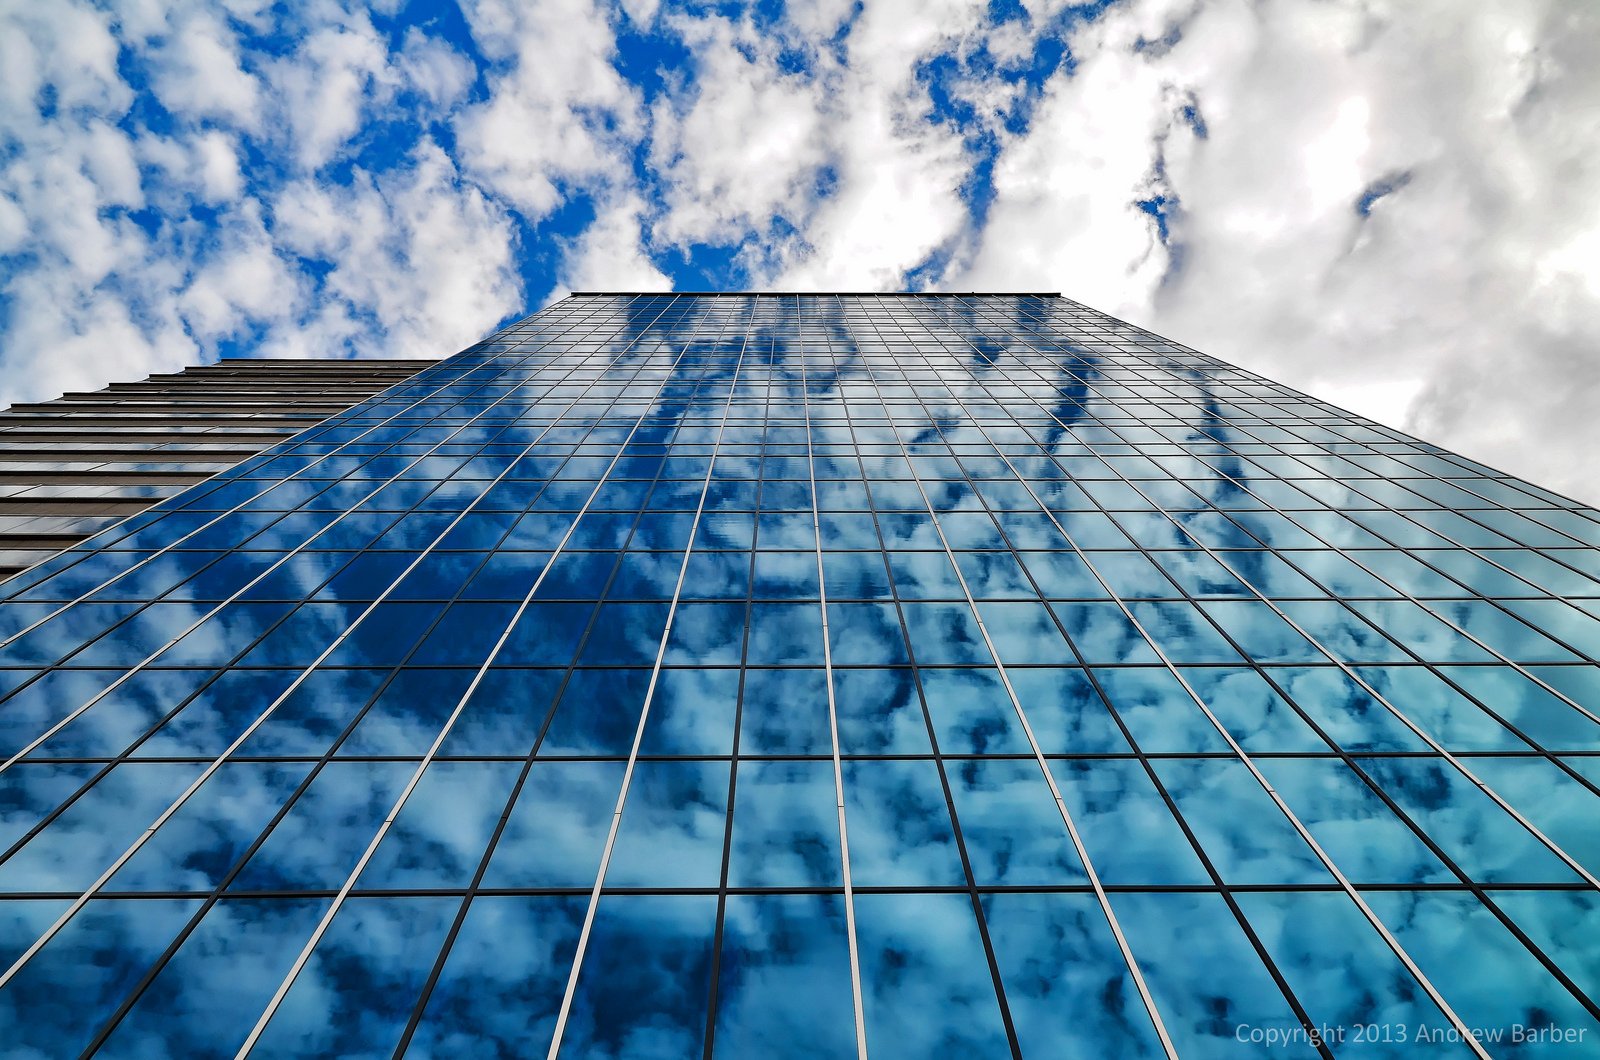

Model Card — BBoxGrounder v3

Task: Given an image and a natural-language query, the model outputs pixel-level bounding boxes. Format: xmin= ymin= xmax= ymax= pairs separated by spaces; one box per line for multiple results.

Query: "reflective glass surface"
xmin=2 ymin=292 xmax=1598 ymax=1055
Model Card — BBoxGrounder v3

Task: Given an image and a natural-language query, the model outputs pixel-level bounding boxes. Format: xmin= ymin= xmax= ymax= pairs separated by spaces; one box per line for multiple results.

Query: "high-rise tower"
xmin=0 ymin=293 xmax=1595 ymax=1056
xmin=0 ymin=358 xmax=432 ymax=582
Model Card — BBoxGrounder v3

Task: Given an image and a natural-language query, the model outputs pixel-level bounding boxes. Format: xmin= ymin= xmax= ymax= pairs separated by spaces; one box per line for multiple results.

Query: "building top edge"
xmin=566 ymin=290 xmax=1063 ymax=298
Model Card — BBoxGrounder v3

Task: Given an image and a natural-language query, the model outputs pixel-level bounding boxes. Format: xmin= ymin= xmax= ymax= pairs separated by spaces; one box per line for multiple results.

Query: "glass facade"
xmin=1 ymin=291 xmax=1597 ymax=1057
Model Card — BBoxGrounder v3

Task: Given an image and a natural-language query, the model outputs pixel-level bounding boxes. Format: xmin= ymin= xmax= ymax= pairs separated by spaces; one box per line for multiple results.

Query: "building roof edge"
xmin=566 ymin=290 xmax=1062 ymax=298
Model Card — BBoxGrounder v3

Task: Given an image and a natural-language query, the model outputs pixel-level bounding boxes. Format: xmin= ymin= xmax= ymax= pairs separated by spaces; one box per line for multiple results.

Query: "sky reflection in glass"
xmin=0 ymin=292 xmax=1597 ymax=1054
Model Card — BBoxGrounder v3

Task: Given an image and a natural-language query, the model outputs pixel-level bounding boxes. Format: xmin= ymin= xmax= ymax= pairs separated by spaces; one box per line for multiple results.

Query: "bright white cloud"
xmin=0 ymin=2 xmax=128 ymax=115
xmin=178 ymin=199 xmax=298 ymax=340
xmin=193 ymin=130 xmax=244 ymax=202
xmin=455 ymin=0 xmax=642 ymax=219
xmin=267 ymin=14 xmax=396 ymax=170
xmin=145 ymin=12 xmax=263 ymax=129
xmin=398 ymin=26 xmax=476 ymax=110
xmin=959 ymin=0 xmax=1600 ymax=503
xmin=267 ymin=139 xmax=521 ymax=359
xmin=648 ymin=13 xmax=831 ymax=248
xmin=558 ymin=192 xmax=672 ymax=296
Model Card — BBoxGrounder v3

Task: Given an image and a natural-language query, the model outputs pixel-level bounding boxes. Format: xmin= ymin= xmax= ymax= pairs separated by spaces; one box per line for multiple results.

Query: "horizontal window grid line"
xmin=16 ymin=749 xmax=1600 ymax=765
xmin=2 ymin=881 xmax=1592 ymax=901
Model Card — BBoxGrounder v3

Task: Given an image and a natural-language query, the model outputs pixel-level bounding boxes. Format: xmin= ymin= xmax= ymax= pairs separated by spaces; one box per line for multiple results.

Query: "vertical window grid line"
xmin=235 ymin=339 xmax=709 ymax=1057
xmin=798 ymin=312 xmax=870 ymax=1060
xmin=699 ymin=340 xmax=775 ymax=1060
xmin=846 ymin=310 xmax=1181 ymax=1060
xmin=970 ymin=320 xmax=1600 ymax=895
xmin=830 ymin=322 xmax=1025 ymax=1060
xmin=925 ymin=306 xmax=1500 ymax=1057
xmin=542 ymin=298 xmax=755 ymax=1060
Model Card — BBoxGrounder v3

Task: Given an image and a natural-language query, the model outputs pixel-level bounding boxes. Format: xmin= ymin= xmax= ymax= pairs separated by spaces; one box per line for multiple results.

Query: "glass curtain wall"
xmin=0 ymin=293 xmax=1597 ymax=1057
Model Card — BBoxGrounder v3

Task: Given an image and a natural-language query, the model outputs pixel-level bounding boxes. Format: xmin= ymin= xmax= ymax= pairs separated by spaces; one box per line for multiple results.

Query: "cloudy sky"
xmin=3 ymin=0 xmax=1598 ymax=502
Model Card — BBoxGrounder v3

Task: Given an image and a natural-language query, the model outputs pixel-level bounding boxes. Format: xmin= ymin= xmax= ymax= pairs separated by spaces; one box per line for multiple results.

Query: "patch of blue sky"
xmin=377 ymin=1 xmax=482 ymax=68
xmin=329 ymin=116 xmax=447 ymax=188
xmin=1357 ymin=171 xmax=1412 ymax=216
xmin=1139 ymin=193 xmax=1187 ymax=284
xmin=905 ymin=0 xmax=1119 ymax=287
xmin=1180 ymin=100 xmax=1208 ymax=139
xmin=213 ymin=319 xmax=279 ymax=364
xmin=518 ymin=192 xmax=600 ymax=305
xmin=613 ymin=19 xmax=697 ymax=99
xmin=660 ymin=241 xmax=749 ymax=291
xmin=1136 ymin=195 xmax=1173 ymax=243
xmin=618 ymin=6 xmax=848 ymax=290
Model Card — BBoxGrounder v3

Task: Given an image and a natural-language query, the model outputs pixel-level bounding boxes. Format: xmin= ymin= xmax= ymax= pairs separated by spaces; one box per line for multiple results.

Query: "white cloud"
xmin=398 ymin=26 xmax=476 ymax=110
xmin=0 ymin=2 xmax=524 ymax=410
xmin=145 ymin=12 xmax=263 ymax=129
xmin=770 ymin=0 xmax=995 ymax=289
xmin=193 ymin=131 xmax=244 ymax=202
xmin=5 ymin=119 xmax=147 ymax=288
xmin=0 ymin=2 xmax=128 ymax=115
xmin=0 ymin=193 xmax=24 ymax=254
xmin=648 ymin=14 xmax=831 ymax=248
xmin=1 ymin=255 xmax=197 ymax=405
xmin=267 ymin=13 xmax=397 ymax=170
xmin=617 ymin=0 xmax=661 ymax=30
xmin=179 ymin=200 xmax=300 ymax=339
xmin=454 ymin=0 xmax=641 ymax=219
xmin=958 ymin=0 xmax=1600 ymax=503
xmin=558 ymin=192 xmax=671 ymax=295
xmin=266 ymin=139 xmax=522 ymax=360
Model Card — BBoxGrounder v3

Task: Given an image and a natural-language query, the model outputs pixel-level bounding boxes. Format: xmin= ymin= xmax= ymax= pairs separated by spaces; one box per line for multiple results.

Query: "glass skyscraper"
xmin=0 ymin=292 xmax=1596 ymax=1057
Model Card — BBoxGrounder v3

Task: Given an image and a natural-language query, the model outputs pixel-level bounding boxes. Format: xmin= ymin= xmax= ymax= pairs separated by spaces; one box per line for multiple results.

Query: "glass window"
xmin=727 ymin=760 xmax=840 ymax=887
xmin=560 ymin=895 xmax=717 ymax=1056
xmin=946 ymin=758 xmax=1085 ymax=886
xmin=712 ymin=894 xmax=857 ymax=1058
xmin=983 ymin=892 xmax=1165 ymax=1057
xmin=407 ymin=896 xmax=585 ymax=1056
xmin=0 ymin=898 xmax=206 ymax=1055
xmin=607 ymin=762 xmax=729 ymax=887
xmin=252 ymin=896 xmax=457 ymax=1057
xmin=853 ymin=893 xmax=1010 ymax=1057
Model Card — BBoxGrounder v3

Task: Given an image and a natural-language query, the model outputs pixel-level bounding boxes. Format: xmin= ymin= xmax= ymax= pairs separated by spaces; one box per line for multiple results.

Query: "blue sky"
xmin=3 ymin=0 xmax=1599 ymax=502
